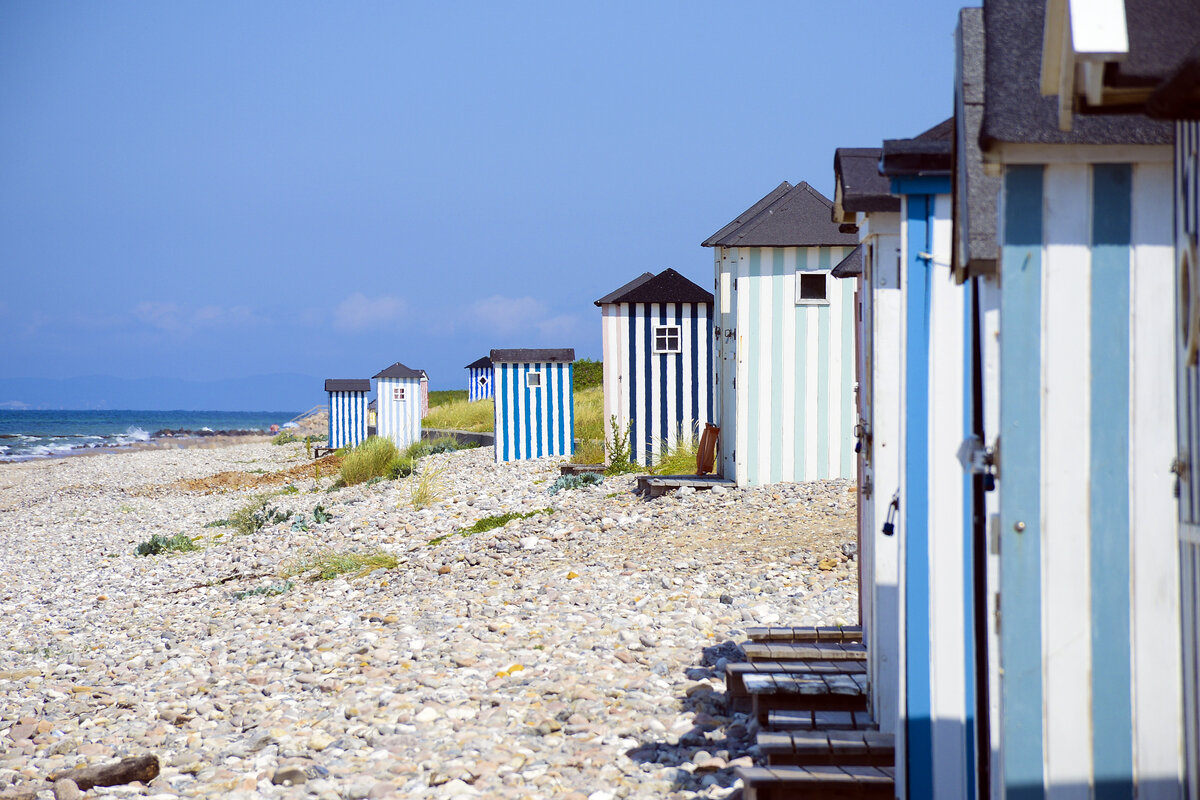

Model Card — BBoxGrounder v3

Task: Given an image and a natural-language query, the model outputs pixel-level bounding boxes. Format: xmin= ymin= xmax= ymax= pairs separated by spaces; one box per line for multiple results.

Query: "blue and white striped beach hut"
xmin=490 ymin=348 xmax=574 ymax=463
xmin=947 ymin=1 xmax=1186 ymax=796
xmin=372 ymin=362 xmax=423 ymax=450
xmin=465 ymin=357 xmax=494 ymax=402
xmin=324 ymin=378 xmax=370 ymax=449
xmin=595 ymin=268 xmax=713 ymax=466
xmin=702 ymin=181 xmax=859 ymax=487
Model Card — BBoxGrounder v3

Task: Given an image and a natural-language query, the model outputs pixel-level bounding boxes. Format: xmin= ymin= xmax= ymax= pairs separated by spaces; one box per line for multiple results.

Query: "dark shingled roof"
xmin=490 ymin=348 xmax=575 ymax=363
xmin=981 ymin=0 xmax=1170 ymax=146
xmin=373 ymin=362 xmax=424 ymax=379
xmin=882 ymin=119 xmax=954 ymax=176
xmin=464 ymin=356 xmax=493 ymax=370
xmin=832 ymin=148 xmax=900 ymax=221
xmin=954 ymin=7 xmax=1000 ymax=280
xmin=831 ymin=245 xmax=864 ymax=279
xmin=702 ymin=182 xmax=859 ymax=248
xmin=325 ymin=379 xmax=370 ymax=393
xmin=595 ymin=268 xmax=713 ymax=306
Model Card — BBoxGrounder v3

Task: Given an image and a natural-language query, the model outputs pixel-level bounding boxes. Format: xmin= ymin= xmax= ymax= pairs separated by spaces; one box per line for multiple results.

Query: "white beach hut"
xmin=372 ymin=362 xmax=423 ymax=451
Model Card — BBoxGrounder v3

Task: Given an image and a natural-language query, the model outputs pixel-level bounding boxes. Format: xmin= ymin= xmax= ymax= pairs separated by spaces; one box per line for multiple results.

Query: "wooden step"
xmin=745 ymin=625 xmax=863 ymax=644
xmin=743 ymin=641 xmax=868 ymax=663
xmin=727 ymin=660 xmax=867 ymax=712
xmin=738 ymin=765 xmax=894 ymax=800
xmin=766 ymin=709 xmax=878 ymax=732
xmin=745 ymin=672 xmax=868 ymax=724
xmin=758 ymin=730 xmax=894 ymax=768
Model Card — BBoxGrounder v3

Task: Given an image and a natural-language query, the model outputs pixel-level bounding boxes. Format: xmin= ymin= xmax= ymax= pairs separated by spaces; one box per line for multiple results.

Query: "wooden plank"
xmin=743 ymin=641 xmax=867 ymax=662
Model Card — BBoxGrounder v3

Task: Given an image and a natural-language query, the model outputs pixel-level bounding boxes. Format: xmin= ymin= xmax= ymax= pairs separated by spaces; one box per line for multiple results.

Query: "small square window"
xmin=527 ymin=372 xmax=542 ymax=388
xmin=393 ymin=387 xmax=405 ymax=401
xmin=478 ymin=374 xmax=489 ymax=388
xmin=797 ymin=273 xmax=829 ymax=304
xmin=653 ymin=325 xmax=681 ymax=353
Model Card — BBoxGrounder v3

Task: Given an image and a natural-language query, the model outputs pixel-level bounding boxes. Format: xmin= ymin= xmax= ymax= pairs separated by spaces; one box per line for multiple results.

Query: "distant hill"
xmin=0 ymin=373 xmax=328 ymax=411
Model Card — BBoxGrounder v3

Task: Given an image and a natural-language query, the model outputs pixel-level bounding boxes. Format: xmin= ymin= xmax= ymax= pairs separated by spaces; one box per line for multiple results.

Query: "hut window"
xmin=527 ymin=372 xmax=542 ymax=388
xmin=797 ymin=273 xmax=829 ymax=304
xmin=393 ymin=387 xmax=405 ymax=401
xmin=477 ymin=374 xmax=490 ymax=388
xmin=653 ymin=325 xmax=681 ymax=353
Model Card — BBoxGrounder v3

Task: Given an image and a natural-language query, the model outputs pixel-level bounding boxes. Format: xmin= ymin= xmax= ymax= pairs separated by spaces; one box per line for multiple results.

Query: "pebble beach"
xmin=0 ymin=441 xmax=857 ymax=800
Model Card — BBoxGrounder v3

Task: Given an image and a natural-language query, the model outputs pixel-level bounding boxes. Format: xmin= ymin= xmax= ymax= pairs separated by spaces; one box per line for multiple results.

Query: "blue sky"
xmin=1 ymin=1 xmax=967 ymax=404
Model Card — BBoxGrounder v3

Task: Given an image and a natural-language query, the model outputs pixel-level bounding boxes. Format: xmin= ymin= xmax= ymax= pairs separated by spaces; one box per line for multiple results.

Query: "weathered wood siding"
xmin=328 ymin=390 xmax=368 ymax=449
xmin=493 ymin=361 xmax=574 ymax=463
xmin=376 ymin=375 xmax=421 ymax=450
xmin=998 ymin=160 xmax=1182 ymax=798
xmin=600 ymin=301 xmax=712 ymax=466
xmin=712 ymin=245 xmax=856 ymax=486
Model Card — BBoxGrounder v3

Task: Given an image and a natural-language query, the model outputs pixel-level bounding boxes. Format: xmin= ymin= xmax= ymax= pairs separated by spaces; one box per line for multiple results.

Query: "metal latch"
xmin=957 ymin=435 xmax=997 ymax=491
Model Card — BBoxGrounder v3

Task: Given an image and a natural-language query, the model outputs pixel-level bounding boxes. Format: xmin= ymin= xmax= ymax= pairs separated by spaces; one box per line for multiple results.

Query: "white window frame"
xmin=653 ymin=324 xmax=682 ymax=354
xmin=795 ymin=271 xmax=831 ymax=305
xmin=526 ymin=372 xmax=542 ymax=388
xmin=477 ymin=374 xmax=490 ymax=388
xmin=393 ymin=386 xmax=406 ymax=401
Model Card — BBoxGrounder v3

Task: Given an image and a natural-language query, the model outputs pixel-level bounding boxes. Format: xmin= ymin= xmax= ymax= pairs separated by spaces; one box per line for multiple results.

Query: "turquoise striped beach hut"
xmin=595 ymin=268 xmax=713 ymax=466
xmin=373 ymin=362 xmax=423 ymax=450
xmin=950 ymin=1 xmax=1186 ymax=796
xmin=702 ymin=181 xmax=858 ymax=487
xmin=465 ymin=356 xmax=494 ymax=402
xmin=491 ymin=348 xmax=574 ymax=463
xmin=324 ymin=378 xmax=370 ymax=449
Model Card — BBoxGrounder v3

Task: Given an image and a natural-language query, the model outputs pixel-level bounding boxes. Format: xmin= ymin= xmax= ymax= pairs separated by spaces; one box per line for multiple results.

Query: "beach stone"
xmin=53 ymin=779 xmax=82 ymax=800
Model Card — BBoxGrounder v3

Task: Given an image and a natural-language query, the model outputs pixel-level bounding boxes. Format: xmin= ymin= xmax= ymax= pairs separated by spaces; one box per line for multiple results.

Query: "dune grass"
xmin=428 ymin=390 xmax=468 ymax=407
xmin=339 ymin=436 xmax=400 ymax=486
xmin=423 ymin=398 xmax=495 ymax=432
xmin=650 ymin=427 xmax=701 ymax=475
xmin=281 ymin=549 xmax=398 ymax=580
xmin=570 ymin=385 xmax=605 ymax=464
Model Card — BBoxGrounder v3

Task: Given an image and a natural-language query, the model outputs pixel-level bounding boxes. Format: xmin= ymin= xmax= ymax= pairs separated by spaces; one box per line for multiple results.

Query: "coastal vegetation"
xmin=570 ymin=385 xmax=605 ymax=464
xmin=428 ymin=507 xmax=555 ymax=546
xmin=339 ymin=436 xmax=399 ymax=486
xmin=271 ymin=431 xmax=298 ymax=445
xmin=409 ymin=462 xmax=447 ymax=509
xmin=135 ymin=532 xmax=199 ymax=556
xmin=548 ymin=472 xmax=603 ymax=494
xmin=428 ymin=390 xmax=468 ymax=407
xmin=651 ymin=427 xmax=701 ymax=475
xmin=422 ymin=397 xmax=494 ymax=432
xmin=281 ymin=549 xmax=398 ymax=581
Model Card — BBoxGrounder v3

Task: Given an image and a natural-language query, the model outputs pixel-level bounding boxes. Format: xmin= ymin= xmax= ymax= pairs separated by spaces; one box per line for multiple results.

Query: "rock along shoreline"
xmin=0 ymin=441 xmax=857 ymax=800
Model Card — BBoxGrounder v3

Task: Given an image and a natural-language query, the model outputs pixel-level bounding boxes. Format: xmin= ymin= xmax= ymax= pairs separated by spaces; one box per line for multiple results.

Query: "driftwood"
xmin=165 ymin=571 xmax=274 ymax=595
xmin=48 ymin=755 xmax=159 ymax=791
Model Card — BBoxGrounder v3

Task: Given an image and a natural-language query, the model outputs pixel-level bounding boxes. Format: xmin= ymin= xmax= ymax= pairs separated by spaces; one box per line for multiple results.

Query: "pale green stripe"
xmin=816 ymin=247 xmax=831 ymax=478
xmin=747 ymin=249 xmax=762 ymax=486
xmin=770 ymin=248 xmax=785 ymax=483
xmin=794 ymin=269 xmax=808 ymax=482
xmin=840 ymin=248 xmax=856 ymax=478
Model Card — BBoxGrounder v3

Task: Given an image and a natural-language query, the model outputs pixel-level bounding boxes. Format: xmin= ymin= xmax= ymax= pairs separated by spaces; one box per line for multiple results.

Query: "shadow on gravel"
xmin=624 ymin=640 xmax=749 ymax=800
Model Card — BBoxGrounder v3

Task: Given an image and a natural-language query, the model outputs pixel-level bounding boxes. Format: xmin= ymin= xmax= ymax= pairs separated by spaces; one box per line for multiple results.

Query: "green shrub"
xmin=429 ymin=390 xmax=468 ymax=407
xmin=136 ymin=533 xmax=199 ymax=556
xmin=604 ymin=416 xmax=640 ymax=475
xmin=387 ymin=455 xmax=414 ymax=479
xmin=548 ymin=472 xmax=603 ymax=495
xmin=339 ymin=436 xmax=400 ymax=486
xmin=233 ymin=581 xmax=293 ymax=600
xmin=573 ymin=358 xmax=602 ymax=391
xmin=271 ymin=431 xmax=298 ymax=445
xmin=204 ymin=518 xmax=233 ymax=529
xmin=281 ymin=549 xmax=398 ymax=580
xmin=231 ymin=494 xmax=292 ymax=535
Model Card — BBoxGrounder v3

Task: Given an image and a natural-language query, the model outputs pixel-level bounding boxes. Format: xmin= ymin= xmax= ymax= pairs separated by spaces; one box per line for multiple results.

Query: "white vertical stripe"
xmin=681 ymin=303 xmax=694 ymax=438
xmin=781 ymin=248 xmax=797 ymax=480
xmin=602 ymin=305 xmax=616 ymax=457
xmin=735 ymin=250 xmax=751 ymax=486
xmin=619 ymin=304 xmax=630 ymax=462
xmin=828 ymin=262 xmax=844 ymax=479
xmin=634 ymin=305 xmax=647 ymax=466
xmin=758 ymin=248 xmax=774 ymax=484
xmin=927 ymin=194 xmax=967 ymax=797
xmin=697 ymin=302 xmax=709 ymax=429
xmin=649 ymin=302 xmax=662 ymax=462
xmin=1040 ymin=165 xmax=1094 ymax=800
xmin=805 ymin=247 xmax=821 ymax=480
xmin=1129 ymin=161 xmax=1184 ymax=795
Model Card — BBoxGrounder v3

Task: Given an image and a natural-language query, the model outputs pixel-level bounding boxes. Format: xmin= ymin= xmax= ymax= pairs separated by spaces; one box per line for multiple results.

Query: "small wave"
xmin=121 ymin=426 xmax=151 ymax=444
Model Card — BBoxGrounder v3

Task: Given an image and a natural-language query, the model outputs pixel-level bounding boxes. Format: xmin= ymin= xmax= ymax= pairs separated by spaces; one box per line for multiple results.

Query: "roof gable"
xmin=702 ymin=182 xmax=859 ymax=248
xmin=325 ymin=379 xmax=371 ymax=393
xmin=373 ymin=362 xmax=424 ymax=379
xmin=831 ymin=244 xmax=864 ymax=278
xmin=832 ymin=148 xmax=900 ymax=218
xmin=464 ymin=356 xmax=493 ymax=370
xmin=882 ymin=118 xmax=954 ymax=176
xmin=595 ymin=268 xmax=713 ymax=306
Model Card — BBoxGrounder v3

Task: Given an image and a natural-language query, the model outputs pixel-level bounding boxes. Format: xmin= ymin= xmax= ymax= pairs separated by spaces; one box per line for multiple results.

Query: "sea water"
xmin=0 ymin=410 xmax=300 ymax=462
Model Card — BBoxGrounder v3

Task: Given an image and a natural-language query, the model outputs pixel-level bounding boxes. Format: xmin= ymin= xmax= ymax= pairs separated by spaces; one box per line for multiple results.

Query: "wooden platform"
xmin=766 ymin=709 xmax=878 ymax=732
xmin=743 ymin=641 xmax=868 ymax=663
xmin=560 ymin=463 xmax=604 ymax=476
xmin=634 ymin=474 xmax=735 ymax=498
xmin=737 ymin=765 xmax=895 ymax=800
xmin=744 ymin=625 xmax=862 ymax=644
xmin=726 ymin=660 xmax=866 ymax=712
xmin=312 ymin=446 xmax=337 ymax=458
xmin=757 ymin=731 xmax=894 ymax=768
xmin=745 ymin=673 xmax=868 ymax=724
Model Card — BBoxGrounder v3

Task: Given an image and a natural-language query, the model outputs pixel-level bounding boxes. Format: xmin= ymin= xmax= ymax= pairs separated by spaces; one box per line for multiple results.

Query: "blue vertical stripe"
xmin=904 ymin=195 xmax=934 ymax=799
xmin=497 ymin=364 xmax=508 ymax=462
xmin=567 ymin=362 xmax=575 ymax=455
xmin=1090 ymin=163 xmax=1134 ymax=800
xmin=644 ymin=306 xmax=653 ymax=463
xmin=674 ymin=303 xmax=684 ymax=440
xmin=659 ymin=304 xmax=668 ymax=456
xmin=1000 ymin=165 xmax=1046 ymax=800
xmin=963 ymin=280 xmax=978 ymax=800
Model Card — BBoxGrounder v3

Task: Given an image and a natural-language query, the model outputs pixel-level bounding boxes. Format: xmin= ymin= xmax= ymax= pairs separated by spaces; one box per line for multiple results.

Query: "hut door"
xmin=1177 ymin=120 xmax=1200 ymax=800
